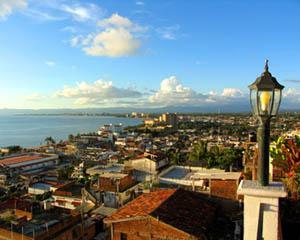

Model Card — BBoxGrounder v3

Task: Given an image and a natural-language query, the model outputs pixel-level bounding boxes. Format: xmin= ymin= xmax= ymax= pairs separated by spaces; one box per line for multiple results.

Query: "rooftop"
xmin=0 ymin=153 xmax=57 ymax=168
xmin=161 ymin=166 xmax=241 ymax=180
xmin=54 ymin=182 xmax=84 ymax=198
xmin=105 ymin=189 xmax=176 ymax=221
xmin=100 ymin=172 xmax=128 ymax=179
xmin=0 ymin=154 xmax=45 ymax=166
xmin=105 ymin=188 xmax=216 ymax=238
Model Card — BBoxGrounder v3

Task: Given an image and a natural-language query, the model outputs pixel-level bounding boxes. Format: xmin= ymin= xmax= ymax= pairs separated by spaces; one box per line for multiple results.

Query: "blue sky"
xmin=0 ymin=0 xmax=300 ymax=109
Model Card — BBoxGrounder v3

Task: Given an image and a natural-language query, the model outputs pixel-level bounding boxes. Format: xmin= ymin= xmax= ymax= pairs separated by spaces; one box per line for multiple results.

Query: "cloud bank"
xmin=49 ymin=76 xmax=253 ymax=108
xmin=54 ymin=80 xmax=142 ymax=105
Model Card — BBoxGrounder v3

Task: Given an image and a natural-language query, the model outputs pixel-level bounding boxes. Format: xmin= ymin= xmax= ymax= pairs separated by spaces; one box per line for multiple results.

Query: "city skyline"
xmin=1 ymin=0 xmax=300 ymax=109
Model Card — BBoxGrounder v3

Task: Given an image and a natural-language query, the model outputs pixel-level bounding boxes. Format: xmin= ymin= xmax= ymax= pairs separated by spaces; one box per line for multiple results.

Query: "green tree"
xmin=189 ymin=141 xmax=208 ymax=165
xmin=206 ymin=152 xmax=218 ymax=168
xmin=57 ymin=166 xmax=74 ymax=180
xmin=6 ymin=145 xmax=22 ymax=153
xmin=170 ymin=151 xmax=182 ymax=165
xmin=68 ymin=134 xmax=75 ymax=142
xmin=217 ymin=148 xmax=243 ymax=171
xmin=45 ymin=136 xmax=56 ymax=146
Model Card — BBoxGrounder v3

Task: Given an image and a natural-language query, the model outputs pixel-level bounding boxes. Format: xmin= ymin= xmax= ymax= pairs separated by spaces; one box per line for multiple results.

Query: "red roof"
xmin=104 ymin=188 xmax=216 ymax=238
xmin=0 ymin=154 xmax=46 ymax=166
xmin=105 ymin=189 xmax=175 ymax=222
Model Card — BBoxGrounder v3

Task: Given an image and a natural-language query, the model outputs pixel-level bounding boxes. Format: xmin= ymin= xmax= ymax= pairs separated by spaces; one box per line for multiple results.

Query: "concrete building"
xmin=125 ymin=152 xmax=169 ymax=182
xmin=86 ymin=164 xmax=124 ymax=176
xmin=52 ymin=182 xmax=95 ymax=210
xmin=0 ymin=153 xmax=59 ymax=176
xmin=97 ymin=124 xmax=123 ymax=136
xmin=0 ymin=199 xmax=98 ymax=240
xmin=96 ymin=172 xmax=139 ymax=208
xmin=159 ymin=165 xmax=242 ymax=200
xmin=160 ymin=112 xmax=178 ymax=128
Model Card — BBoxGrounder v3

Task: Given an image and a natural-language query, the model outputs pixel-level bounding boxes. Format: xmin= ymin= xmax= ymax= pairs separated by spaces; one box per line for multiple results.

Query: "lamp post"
xmin=248 ymin=60 xmax=284 ymax=186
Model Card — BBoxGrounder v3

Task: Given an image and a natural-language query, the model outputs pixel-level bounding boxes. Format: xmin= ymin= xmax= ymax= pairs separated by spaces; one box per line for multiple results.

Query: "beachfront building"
xmin=159 ymin=112 xmax=178 ymax=128
xmin=97 ymin=123 xmax=123 ymax=136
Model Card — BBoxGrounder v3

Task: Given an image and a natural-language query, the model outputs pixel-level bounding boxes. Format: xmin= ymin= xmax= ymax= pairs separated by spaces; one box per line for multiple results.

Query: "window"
xmin=120 ymin=233 xmax=127 ymax=240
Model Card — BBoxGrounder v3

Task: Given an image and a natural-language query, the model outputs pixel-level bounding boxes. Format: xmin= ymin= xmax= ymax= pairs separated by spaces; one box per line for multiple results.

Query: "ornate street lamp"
xmin=248 ymin=60 xmax=284 ymax=186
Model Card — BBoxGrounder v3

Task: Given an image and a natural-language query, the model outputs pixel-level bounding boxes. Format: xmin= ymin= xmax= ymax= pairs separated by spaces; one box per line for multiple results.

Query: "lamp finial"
xmin=264 ymin=59 xmax=269 ymax=72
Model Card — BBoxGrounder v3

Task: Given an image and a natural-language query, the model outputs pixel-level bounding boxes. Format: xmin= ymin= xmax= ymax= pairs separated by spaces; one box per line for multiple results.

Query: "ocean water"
xmin=0 ymin=115 xmax=141 ymax=148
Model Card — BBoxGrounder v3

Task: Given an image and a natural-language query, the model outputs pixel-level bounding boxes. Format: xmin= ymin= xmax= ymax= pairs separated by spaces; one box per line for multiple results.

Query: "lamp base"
xmin=237 ymin=180 xmax=287 ymax=240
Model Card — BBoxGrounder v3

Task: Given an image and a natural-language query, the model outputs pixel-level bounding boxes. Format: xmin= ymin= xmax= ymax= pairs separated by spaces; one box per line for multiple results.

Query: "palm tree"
xmin=189 ymin=140 xmax=208 ymax=166
xmin=45 ymin=136 xmax=56 ymax=146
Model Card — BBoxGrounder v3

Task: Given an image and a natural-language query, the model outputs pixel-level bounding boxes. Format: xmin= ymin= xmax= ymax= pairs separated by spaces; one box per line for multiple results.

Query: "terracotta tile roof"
xmin=0 ymin=154 xmax=45 ymax=166
xmin=105 ymin=189 xmax=175 ymax=222
xmin=150 ymin=188 xmax=216 ymax=238
xmin=104 ymin=188 xmax=216 ymax=238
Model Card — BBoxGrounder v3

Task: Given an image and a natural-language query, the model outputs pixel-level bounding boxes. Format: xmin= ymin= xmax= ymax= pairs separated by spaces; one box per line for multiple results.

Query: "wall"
xmin=243 ymin=195 xmax=280 ymax=240
xmin=99 ymin=175 xmax=136 ymax=192
xmin=51 ymin=195 xmax=82 ymax=210
xmin=110 ymin=217 xmax=200 ymax=240
xmin=0 ymin=212 xmax=96 ymax=240
xmin=130 ymin=158 xmax=157 ymax=174
xmin=210 ymin=179 xmax=238 ymax=200
xmin=15 ymin=209 xmax=32 ymax=220
xmin=0 ymin=228 xmax=33 ymax=240
xmin=103 ymin=184 xmax=139 ymax=208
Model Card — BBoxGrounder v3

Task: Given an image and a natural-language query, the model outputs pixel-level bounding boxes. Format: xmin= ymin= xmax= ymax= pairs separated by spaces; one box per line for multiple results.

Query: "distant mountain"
xmin=0 ymin=103 xmax=298 ymax=115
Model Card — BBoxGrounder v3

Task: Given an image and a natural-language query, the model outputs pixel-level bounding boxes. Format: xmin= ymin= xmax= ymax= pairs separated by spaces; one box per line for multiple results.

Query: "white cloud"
xmin=98 ymin=13 xmax=133 ymax=28
xmin=221 ymin=88 xmax=244 ymax=97
xmin=78 ymin=13 xmax=145 ymax=57
xmin=19 ymin=1 xmax=103 ymax=22
xmin=23 ymin=8 xmax=64 ymax=21
xmin=70 ymin=33 xmax=94 ymax=47
xmin=156 ymin=25 xmax=180 ymax=40
xmin=55 ymin=80 xmax=142 ymax=106
xmin=61 ymin=26 xmax=77 ymax=33
xmin=0 ymin=0 xmax=27 ymax=20
xmin=149 ymin=76 xmax=206 ymax=106
xmin=283 ymin=88 xmax=300 ymax=102
xmin=83 ymin=28 xmax=141 ymax=57
xmin=45 ymin=61 xmax=56 ymax=67
xmin=147 ymin=76 xmax=247 ymax=107
xmin=61 ymin=3 xmax=102 ymax=22
xmin=25 ymin=93 xmax=44 ymax=101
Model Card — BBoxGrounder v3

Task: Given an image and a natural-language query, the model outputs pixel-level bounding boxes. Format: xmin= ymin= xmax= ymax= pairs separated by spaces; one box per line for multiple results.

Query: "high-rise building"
xmin=160 ymin=112 xmax=178 ymax=127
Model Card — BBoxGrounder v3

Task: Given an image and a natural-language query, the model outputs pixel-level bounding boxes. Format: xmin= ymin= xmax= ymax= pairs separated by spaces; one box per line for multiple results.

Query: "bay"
xmin=0 ymin=115 xmax=141 ymax=148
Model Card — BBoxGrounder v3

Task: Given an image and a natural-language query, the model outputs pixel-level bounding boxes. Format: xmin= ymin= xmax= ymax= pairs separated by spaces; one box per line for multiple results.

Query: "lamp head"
xmin=249 ymin=60 xmax=284 ymax=117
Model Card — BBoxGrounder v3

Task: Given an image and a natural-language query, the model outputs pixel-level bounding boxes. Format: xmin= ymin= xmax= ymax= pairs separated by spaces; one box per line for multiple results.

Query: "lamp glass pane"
xmin=271 ymin=89 xmax=282 ymax=116
xmin=258 ymin=90 xmax=273 ymax=116
xmin=250 ymin=89 xmax=258 ymax=115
